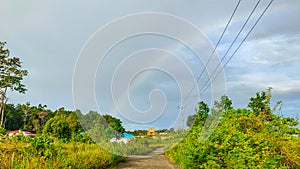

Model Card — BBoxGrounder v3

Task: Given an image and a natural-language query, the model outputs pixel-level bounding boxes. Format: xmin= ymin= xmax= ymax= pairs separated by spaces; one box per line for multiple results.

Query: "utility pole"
xmin=178 ymin=105 xmax=184 ymax=130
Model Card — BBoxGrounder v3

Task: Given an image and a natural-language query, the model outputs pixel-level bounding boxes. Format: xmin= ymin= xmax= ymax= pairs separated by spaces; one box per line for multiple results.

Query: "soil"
xmin=116 ymin=147 xmax=181 ymax=169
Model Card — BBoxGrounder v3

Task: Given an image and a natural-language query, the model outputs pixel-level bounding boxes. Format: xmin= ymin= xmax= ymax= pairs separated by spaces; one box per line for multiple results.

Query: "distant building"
xmin=110 ymin=138 xmax=130 ymax=144
xmin=8 ymin=130 xmax=36 ymax=137
xmin=123 ymin=132 xmax=135 ymax=138
xmin=147 ymin=128 xmax=156 ymax=136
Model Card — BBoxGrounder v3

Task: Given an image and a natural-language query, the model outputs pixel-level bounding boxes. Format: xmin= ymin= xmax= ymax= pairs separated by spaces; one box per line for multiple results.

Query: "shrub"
xmin=166 ymin=90 xmax=300 ymax=168
xmin=0 ymin=127 xmax=6 ymax=136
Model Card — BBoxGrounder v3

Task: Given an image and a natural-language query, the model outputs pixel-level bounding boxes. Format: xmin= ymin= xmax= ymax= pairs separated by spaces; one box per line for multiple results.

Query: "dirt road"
xmin=116 ymin=147 xmax=181 ymax=169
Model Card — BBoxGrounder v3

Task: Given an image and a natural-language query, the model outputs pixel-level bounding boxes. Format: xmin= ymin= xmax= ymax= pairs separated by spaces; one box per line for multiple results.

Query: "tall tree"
xmin=0 ymin=42 xmax=28 ymax=127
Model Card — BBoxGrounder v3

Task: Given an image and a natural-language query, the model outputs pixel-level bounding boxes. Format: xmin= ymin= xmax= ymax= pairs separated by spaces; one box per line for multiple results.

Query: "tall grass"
xmin=0 ymin=135 xmax=124 ymax=169
xmin=95 ymin=133 xmax=187 ymax=156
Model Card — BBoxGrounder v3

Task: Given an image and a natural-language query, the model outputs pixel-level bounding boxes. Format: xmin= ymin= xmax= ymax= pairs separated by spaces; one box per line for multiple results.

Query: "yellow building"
xmin=147 ymin=128 xmax=156 ymax=136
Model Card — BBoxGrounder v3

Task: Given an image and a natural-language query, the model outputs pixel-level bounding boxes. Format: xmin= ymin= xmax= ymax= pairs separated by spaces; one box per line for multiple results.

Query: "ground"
xmin=116 ymin=147 xmax=181 ymax=169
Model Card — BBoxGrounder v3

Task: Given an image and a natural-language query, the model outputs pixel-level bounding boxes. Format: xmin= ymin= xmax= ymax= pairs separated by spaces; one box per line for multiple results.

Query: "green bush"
xmin=0 ymin=127 xmax=7 ymax=135
xmin=167 ymin=109 xmax=300 ymax=168
xmin=71 ymin=132 xmax=94 ymax=143
xmin=28 ymin=135 xmax=58 ymax=159
xmin=166 ymin=90 xmax=300 ymax=168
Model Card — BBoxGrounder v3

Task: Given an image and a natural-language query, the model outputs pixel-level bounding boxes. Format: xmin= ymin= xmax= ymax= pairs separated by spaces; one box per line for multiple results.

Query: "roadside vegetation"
xmin=166 ymin=88 xmax=300 ymax=168
xmin=0 ymin=134 xmax=123 ymax=168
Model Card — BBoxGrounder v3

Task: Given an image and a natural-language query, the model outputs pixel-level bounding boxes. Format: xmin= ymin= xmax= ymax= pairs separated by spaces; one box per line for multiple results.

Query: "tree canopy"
xmin=103 ymin=114 xmax=125 ymax=138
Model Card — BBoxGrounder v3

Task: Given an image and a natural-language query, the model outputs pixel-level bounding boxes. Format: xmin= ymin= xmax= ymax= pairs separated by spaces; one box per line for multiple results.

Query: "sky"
xmin=0 ymin=0 xmax=299 ymax=130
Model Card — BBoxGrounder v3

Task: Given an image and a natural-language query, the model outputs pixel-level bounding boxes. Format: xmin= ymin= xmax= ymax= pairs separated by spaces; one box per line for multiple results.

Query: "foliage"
xmin=103 ymin=114 xmax=125 ymax=138
xmin=28 ymin=135 xmax=58 ymax=159
xmin=2 ymin=103 xmax=51 ymax=131
xmin=77 ymin=111 xmax=102 ymax=131
xmin=66 ymin=111 xmax=82 ymax=134
xmin=43 ymin=115 xmax=71 ymax=139
xmin=0 ymin=127 xmax=6 ymax=135
xmin=3 ymin=104 xmax=23 ymax=130
xmin=167 ymin=89 xmax=300 ymax=168
xmin=215 ymin=94 xmax=233 ymax=112
xmin=187 ymin=101 xmax=209 ymax=128
xmin=2 ymin=103 xmax=129 ymax=144
xmin=71 ymin=132 xmax=94 ymax=144
xmin=248 ymin=87 xmax=272 ymax=116
xmin=187 ymin=114 xmax=197 ymax=128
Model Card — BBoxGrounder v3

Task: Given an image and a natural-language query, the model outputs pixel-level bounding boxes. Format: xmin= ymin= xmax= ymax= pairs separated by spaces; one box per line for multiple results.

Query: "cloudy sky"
xmin=0 ymin=0 xmax=299 ymax=130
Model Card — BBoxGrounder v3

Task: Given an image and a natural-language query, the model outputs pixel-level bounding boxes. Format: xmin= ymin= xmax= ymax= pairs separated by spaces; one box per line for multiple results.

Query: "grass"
xmin=0 ymin=136 xmax=124 ymax=169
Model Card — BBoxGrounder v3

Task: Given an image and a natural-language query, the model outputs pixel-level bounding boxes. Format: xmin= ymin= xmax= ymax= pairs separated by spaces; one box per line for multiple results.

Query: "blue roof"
xmin=123 ymin=132 xmax=135 ymax=138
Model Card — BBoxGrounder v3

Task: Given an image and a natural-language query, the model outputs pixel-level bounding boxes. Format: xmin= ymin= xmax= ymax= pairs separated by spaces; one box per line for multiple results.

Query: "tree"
xmin=103 ymin=114 xmax=125 ymax=139
xmin=187 ymin=114 xmax=197 ymax=128
xmin=187 ymin=101 xmax=209 ymax=128
xmin=21 ymin=102 xmax=31 ymax=129
xmin=43 ymin=115 xmax=71 ymax=139
xmin=0 ymin=42 xmax=28 ymax=127
xmin=38 ymin=111 xmax=48 ymax=127
xmin=65 ymin=111 xmax=82 ymax=134
xmin=77 ymin=111 xmax=103 ymax=131
xmin=248 ymin=87 xmax=272 ymax=116
xmin=3 ymin=103 xmax=23 ymax=130
xmin=214 ymin=94 xmax=233 ymax=112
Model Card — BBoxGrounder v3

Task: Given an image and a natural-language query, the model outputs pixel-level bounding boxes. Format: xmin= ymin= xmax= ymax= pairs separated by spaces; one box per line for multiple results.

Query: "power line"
xmin=198 ymin=0 xmax=274 ymax=97
xmin=178 ymin=0 xmax=274 ymax=129
xmin=220 ymin=0 xmax=261 ymax=63
xmin=183 ymin=0 xmax=274 ymax=107
xmin=194 ymin=0 xmax=262 ymax=99
xmin=182 ymin=0 xmax=242 ymax=106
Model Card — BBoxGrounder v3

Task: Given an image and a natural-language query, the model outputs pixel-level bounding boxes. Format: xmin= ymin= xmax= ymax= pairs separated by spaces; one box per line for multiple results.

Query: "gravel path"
xmin=116 ymin=147 xmax=181 ymax=169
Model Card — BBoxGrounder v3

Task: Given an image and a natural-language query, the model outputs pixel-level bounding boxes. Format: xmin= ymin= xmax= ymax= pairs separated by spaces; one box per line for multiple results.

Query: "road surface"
xmin=116 ymin=147 xmax=181 ymax=169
